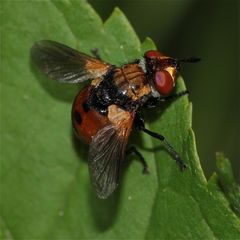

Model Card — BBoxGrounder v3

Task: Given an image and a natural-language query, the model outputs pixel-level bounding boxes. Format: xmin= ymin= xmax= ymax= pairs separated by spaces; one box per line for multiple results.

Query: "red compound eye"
xmin=154 ymin=70 xmax=174 ymax=95
xmin=145 ymin=50 xmax=162 ymax=59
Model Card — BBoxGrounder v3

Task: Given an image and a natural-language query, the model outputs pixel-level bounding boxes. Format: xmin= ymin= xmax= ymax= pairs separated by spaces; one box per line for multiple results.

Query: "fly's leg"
xmin=91 ymin=48 xmax=101 ymax=60
xmin=141 ymin=127 xmax=187 ymax=171
xmin=159 ymin=90 xmax=189 ymax=102
xmin=146 ymin=90 xmax=189 ymax=108
xmin=126 ymin=146 xmax=149 ymax=174
xmin=133 ymin=111 xmax=145 ymax=130
xmin=133 ymin=112 xmax=186 ymax=170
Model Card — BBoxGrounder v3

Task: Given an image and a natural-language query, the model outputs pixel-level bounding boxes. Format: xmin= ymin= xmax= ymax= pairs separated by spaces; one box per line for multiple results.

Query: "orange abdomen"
xmin=72 ymin=87 xmax=109 ymax=144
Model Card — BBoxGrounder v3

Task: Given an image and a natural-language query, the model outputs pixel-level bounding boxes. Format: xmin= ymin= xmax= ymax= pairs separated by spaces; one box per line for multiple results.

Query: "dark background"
xmin=88 ymin=0 xmax=239 ymax=182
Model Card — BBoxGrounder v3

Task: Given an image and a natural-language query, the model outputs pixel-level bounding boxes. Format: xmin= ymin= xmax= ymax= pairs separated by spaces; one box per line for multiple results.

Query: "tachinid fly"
xmin=31 ymin=40 xmax=200 ymax=199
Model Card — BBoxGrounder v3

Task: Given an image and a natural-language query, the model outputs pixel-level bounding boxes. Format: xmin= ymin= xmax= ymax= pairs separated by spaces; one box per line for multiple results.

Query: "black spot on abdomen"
xmin=82 ymin=101 xmax=90 ymax=112
xmin=74 ymin=111 xmax=82 ymax=124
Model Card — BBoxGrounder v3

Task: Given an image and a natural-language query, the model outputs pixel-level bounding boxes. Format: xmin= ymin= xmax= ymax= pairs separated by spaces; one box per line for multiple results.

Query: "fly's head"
xmin=144 ymin=50 xmax=200 ymax=97
xmin=144 ymin=50 xmax=179 ymax=96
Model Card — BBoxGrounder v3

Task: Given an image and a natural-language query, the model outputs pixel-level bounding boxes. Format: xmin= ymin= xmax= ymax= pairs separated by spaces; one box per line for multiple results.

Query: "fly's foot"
xmin=142 ymin=165 xmax=150 ymax=175
xmin=91 ymin=48 xmax=101 ymax=60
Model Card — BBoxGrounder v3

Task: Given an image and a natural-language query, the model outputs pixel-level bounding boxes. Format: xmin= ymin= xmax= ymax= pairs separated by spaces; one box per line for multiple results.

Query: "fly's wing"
xmin=31 ymin=40 xmax=112 ymax=83
xmin=88 ymin=108 xmax=134 ymax=199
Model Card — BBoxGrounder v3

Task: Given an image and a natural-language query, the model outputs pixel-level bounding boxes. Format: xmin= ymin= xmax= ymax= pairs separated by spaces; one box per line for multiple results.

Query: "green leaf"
xmin=1 ymin=1 xmax=239 ymax=239
xmin=215 ymin=153 xmax=240 ymax=217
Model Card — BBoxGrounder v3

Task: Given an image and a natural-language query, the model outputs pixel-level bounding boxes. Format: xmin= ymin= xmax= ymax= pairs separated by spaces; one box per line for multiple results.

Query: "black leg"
xmin=140 ymin=127 xmax=187 ymax=171
xmin=126 ymin=146 xmax=149 ymax=174
xmin=146 ymin=90 xmax=189 ymax=108
xmin=91 ymin=48 xmax=101 ymax=60
xmin=133 ymin=111 xmax=145 ymax=130
xmin=159 ymin=90 xmax=189 ymax=102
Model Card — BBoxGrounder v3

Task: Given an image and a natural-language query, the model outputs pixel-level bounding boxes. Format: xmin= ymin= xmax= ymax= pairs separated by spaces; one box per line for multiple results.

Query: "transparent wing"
xmin=88 ymin=114 xmax=134 ymax=199
xmin=31 ymin=40 xmax=112 ymax=83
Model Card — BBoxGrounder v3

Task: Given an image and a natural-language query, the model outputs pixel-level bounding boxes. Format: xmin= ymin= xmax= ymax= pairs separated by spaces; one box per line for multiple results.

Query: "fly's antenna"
xmin=179 ymin=57 xmax=201 ymax=63
xmin=162 ymin=57 xmax=200 ymax=71
xmin=174 ymin=57 xmax=201 ymax=71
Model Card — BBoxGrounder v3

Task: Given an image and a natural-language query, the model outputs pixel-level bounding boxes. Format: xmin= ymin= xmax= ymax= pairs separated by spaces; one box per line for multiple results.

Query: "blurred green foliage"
xmin=216 ymin=152 xmax=240 ymax=216
xmin=89 ymin=0 xmax=239 ymax=182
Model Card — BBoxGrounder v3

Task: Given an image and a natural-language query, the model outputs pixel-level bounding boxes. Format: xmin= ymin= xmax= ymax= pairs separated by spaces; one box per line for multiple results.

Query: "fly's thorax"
xmin=113 ymin=63 xmax=151 ymax=101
